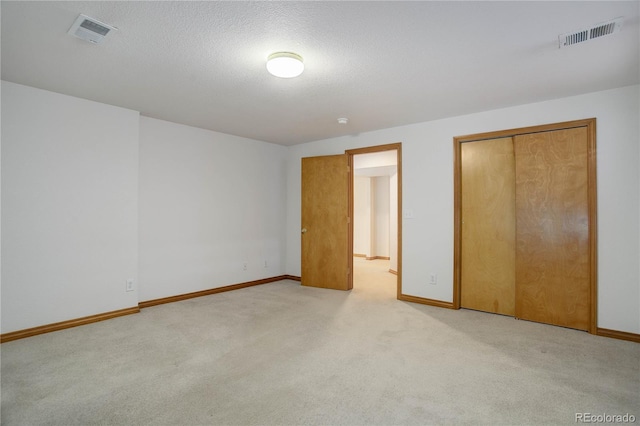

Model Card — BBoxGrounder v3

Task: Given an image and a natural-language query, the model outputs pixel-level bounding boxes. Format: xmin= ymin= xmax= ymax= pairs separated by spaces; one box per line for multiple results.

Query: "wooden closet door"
xmin=461 ymin=138 xmax=516 ymax=316
xmin=514 ymin=128 xmax=590 ymax=330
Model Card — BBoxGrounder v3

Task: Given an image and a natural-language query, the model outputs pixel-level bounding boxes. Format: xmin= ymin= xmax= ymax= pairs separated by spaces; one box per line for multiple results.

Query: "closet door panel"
xmin=461 ymin=138 xmax=516 ymax=315
xmin=514 ymin=128 xmax=590 ymax=330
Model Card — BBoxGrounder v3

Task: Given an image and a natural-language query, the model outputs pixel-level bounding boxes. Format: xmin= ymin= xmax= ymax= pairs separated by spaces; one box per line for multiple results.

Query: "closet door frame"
xmin=453 ymin=118 xmax=597 ymax=333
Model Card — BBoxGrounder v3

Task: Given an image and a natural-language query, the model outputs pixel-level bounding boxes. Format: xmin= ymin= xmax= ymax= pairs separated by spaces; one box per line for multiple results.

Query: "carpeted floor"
xmin=1 ymin=258 xmax=638 ymax=425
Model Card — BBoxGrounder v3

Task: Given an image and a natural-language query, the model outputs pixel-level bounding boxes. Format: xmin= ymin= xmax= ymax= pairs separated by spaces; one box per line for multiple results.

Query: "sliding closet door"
xmin=514 ymin=128 xmax=590 ymax=331
xmin=460 ymin=138 xmax=516 ymax=316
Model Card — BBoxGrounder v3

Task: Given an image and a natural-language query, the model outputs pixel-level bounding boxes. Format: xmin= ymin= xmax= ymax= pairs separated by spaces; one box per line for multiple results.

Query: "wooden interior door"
xmin=301 ymin=154 xmax=351 ymax=290
xmin=460 ymin=137 xmax=516 ymax=315
xmin=514 ymin=127 xmax=590 ymax=330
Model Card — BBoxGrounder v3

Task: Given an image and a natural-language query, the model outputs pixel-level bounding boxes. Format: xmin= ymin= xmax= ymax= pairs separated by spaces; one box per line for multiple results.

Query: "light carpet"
xmin=1 ymin=259 xmax=638 ymax=425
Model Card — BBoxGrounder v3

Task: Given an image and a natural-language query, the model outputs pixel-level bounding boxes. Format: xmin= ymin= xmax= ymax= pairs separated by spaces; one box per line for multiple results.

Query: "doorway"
xmin=300 ymin=143 xmax=402 ymax=296
xmin=347 ymin=144 xmax=402 ymax=299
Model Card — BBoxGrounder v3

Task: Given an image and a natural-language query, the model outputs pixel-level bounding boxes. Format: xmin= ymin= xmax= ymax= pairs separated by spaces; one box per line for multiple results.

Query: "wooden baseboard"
xmin=398 ymin=294 xmax=455 ymax=309
xmin=354 ymin=254 xmax=390 ymax=260
xmin=139 ymin=275 xmax=294 ymax=308
xmin=597 ymin=328 xmax=640 ymax=343
xmin=389 ymin=269 xmax=398 ymax=275
xmin=283 ymin=275 xmax=302 ymax=282
xmin=0 ymin=306 xmax=140 ymax=343
xmin=398 ymin=298 xmax=639 ymax=343
xmin=1 ymin=276 xmax=296 ymax=343
xmin=6 ymin=280 xmax=635 ymax=346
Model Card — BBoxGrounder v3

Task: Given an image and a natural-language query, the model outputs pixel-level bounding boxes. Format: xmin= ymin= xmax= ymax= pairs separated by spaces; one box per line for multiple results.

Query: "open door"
xmin=301 ymin=154 xmax=351 ymax=290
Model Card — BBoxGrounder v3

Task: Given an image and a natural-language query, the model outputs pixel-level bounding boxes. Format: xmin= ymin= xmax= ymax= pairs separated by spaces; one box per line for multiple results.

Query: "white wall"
xmin=353 ymin=176 xmax=371 ymax=256
xmin=374 ymin=176 xmax=390 ymax=257
xmin=2 ymin=81 xmax=638 ymax=336
xmin=389 ymin=172 xmax=398 ymax=272
xmin=138 ymin=117 xmax=287 ymax=301
xmin=353 ymin=152 xmax=397 ymax=265
xmin=1 ymin=82 xmax=288 ymax=333
xmin=1 ymin=81 xmax=139 ymax=334
xmin=285 ymin=85 xmax=640 ymax=334
xmin=353 ymin=151 xmax=397 ymax=169
xmin=354 ymin=176 xmax=390 ymax=259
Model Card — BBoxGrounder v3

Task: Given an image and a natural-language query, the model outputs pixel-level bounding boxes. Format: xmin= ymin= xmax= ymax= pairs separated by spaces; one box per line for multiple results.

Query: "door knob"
xmin=301 ymin=228 xmax=307 ymax=234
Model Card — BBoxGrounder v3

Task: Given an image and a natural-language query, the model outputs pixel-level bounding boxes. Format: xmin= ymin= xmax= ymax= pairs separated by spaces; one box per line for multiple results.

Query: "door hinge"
xmin=347 ymin=267 xmax=351 ymax=275
xmin=347 ymin=217 xmax=351 ymax=224
xmin=347 ymin=165 xmax=350 ymax=172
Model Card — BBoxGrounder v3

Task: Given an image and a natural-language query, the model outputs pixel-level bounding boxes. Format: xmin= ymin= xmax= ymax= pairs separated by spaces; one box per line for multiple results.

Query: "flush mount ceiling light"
xmin=266 ymin=52 xmax=304 ymax=78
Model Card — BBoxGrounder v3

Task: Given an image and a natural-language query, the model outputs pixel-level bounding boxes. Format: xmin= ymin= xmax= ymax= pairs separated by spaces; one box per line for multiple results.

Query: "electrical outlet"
xmin=126 ymin=279 xmax=134 ymax=292
xmin=429 ymin=274 xmax=437 ymax=285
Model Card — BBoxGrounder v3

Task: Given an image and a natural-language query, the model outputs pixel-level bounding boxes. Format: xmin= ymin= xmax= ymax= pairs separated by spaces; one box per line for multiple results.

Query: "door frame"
xmin=346 ymin=143 xmax=403 ymax=298
xmin=452 ymin=118 xmax=597 ymax=333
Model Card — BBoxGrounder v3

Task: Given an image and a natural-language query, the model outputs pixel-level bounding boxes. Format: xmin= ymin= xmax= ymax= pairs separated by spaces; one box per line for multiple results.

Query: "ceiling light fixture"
xmin=266 ymin=52 xmax=304 ymax=78
xmin=337 ymin=118 xmax=349 ymax=124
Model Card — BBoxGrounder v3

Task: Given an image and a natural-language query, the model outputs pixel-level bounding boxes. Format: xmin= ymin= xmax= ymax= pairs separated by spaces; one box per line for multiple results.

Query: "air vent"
xmin=558 ymin=17 xmax=623 ymax=48
xmin=68 ymin=14 xmax=117 ymax=44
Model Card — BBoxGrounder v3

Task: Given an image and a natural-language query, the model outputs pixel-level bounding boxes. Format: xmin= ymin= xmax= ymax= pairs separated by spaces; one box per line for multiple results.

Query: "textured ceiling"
xmin=2 ymin=1 xmax=638 ymax=146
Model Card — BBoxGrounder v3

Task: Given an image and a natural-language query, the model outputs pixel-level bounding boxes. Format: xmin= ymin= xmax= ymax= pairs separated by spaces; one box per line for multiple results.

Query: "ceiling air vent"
xmin=558 ymin=17 xmax=623 ymax=48
xmin=68 ymin=14 xmax=117 ymax=44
